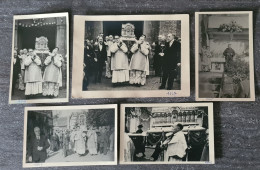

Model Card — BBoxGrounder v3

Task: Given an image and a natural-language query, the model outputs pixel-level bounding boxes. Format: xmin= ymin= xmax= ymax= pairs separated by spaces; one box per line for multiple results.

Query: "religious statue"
xmin=121 ymin=23 xmax=135 ymax=38
xmin=121 ymin=23 xmax=136 ymax=57
xmin=35 ymin=36 xmax=49 ymax=52
xmin=34 ymin=36 xmax=50 ymax=69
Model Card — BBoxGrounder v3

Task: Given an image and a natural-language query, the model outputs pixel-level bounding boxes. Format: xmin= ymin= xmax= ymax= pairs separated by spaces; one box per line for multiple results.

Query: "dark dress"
xmin=99 ymin=131 xmax=109 ymax=155
xmin=63 ymin=133 xmax=70 ymax=157
xmin=223 ymin=47 xmax=235 ymax=71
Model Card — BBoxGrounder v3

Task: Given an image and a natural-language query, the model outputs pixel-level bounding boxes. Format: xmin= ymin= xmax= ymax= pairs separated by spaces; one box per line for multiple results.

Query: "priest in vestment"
xmin=110 ymin=36 xmax=129 ymax=85
xmin=74 ymin=126 xmax=86 ymax=156
xmin=165 ymin=124 xmax=187 ymax=162
xmin=24 ymin=49 xmax=43 ymax=97
xmin=42 ymin=47 xmax=63 ymax=97
xmin=129 ymin=36 xmax=150 ymax=86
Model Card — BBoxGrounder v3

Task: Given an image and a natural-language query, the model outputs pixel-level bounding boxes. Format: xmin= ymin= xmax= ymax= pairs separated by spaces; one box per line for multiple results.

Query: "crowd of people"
xmin=27 ymin=126 xmax=114 ymax=163
xmin=83 ymin=32 xmax=181 ymax=90
xmin=12 ymin=47 xmax=64 ymax=98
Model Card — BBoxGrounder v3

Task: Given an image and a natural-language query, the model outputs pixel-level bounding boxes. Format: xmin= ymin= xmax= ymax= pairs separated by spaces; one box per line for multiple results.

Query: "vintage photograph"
xmin=195 ymin=11 xmax=255 ymax=101
xmin=9 ymin=13 xmax=69 ymax=104
xmin=120 ymin=103 xmax=214 ymax=164
xmin=72 ymin=15 xmax=190 ymax=98
xmin=23 ymin=105 xmax=117 ymax=167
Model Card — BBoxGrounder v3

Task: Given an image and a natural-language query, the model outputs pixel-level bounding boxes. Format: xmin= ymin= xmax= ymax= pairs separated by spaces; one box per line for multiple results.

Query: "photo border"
xmin=119 ymin=103 xmax=215 ymax=165
xmin=195 ymin=11 xmax=255 ymax=101
xmin=23 ymin=104 xmax=118 ymax=167
xmin=72 ymin=14 xmax=190 ymax=98
xmin=9 ymin=12 xmax=70 ymax=104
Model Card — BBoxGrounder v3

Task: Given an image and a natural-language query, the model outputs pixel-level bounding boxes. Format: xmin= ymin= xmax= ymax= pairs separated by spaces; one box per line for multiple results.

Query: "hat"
xmin=138 ymin=124 xmax=143 ymax=128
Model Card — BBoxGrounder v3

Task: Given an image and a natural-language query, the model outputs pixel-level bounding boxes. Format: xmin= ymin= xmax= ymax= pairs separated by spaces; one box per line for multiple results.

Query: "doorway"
xmin=103 ymin=21 xmax=144 ymax=38
xmin=17 ymin=25 xmax=56 ymax=51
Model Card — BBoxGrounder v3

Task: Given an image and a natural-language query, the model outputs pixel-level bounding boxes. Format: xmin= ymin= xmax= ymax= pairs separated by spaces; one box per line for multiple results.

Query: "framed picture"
xmin=23 ymin=104 xmax=117 ymax=167
xmin=120 ymin=103 xmax=215 ymax=164
xmin=72 ymin=14 xmax=190 ymax=98
xmin=9 ymin=13 xmax=69 ymax=104
xmin=195 ymin=11 xmax=255 ymax=101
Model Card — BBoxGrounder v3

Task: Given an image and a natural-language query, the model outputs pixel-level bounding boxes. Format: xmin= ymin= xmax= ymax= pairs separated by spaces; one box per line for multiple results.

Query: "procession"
xmin=10 ymin=16 xmax=68 ymax=102
xmin=12 ymin=47 xmax=64 ymax=99
xmin=82 ymin=21 xmax=181 ymax=91
xmin=25 ymin=108 xmax=115 ymax=163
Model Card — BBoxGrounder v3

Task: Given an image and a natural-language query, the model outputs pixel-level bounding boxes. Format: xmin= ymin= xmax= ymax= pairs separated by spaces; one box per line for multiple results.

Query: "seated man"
xmin=150 ymin=123 xmax=187 ymax=162
xmin=166 ymin=123 xmax=187 ymax=161
xmin=28 ymin=127 xmax=50 ymax=163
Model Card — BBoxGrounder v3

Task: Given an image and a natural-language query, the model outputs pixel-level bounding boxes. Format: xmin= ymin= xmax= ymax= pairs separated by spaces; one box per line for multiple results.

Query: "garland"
xmin=218 ymin=21 xmax=243 ymax=33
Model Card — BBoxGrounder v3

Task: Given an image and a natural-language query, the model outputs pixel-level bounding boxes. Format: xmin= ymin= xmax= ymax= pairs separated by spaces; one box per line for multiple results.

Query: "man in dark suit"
xmin=153 ymin=35 xmax=166 ymax=76
xmin=134 ymin=125 xmax=146 ymax=158
xmin=159 ymin=33 xmax=181 ymax=90
xmin=12 ymin=50 xmax=21 ymax=94
xmin=94 ymin=36 xmax=107 ymax=83
xmin=83 ymin=39 xmax=95 ymax=90
xmin=28 ymin=127 xmax=50 ymax=163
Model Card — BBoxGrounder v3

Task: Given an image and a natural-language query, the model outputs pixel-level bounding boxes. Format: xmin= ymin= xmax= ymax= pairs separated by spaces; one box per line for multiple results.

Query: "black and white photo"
xmin=72 ymin=15 xmax=190 ymax=98
xmin=9 ymin=13 xmax=69 ymax=104
xmin=23 ymin=105 xmax=117 ymax=167
xmin=120 ymin=103 xmax=214 ymax=164
xmin=195 ymin=11 xmax=255 ymax=101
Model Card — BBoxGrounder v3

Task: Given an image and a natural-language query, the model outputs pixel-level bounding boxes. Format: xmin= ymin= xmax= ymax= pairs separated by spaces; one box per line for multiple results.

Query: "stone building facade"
xmin=85 ymin=20 xmax=181 ymax=45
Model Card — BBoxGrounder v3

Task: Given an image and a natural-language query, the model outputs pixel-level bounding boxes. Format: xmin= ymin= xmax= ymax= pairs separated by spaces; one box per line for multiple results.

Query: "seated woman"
xmin=42 ymin=47 xmax=63 ymax=97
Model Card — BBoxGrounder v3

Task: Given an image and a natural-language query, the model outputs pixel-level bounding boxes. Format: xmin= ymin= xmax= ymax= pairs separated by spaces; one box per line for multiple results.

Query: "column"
xmin=14 ymin=21 xmax=18 ymax=49
xmin=56 ymin=17 xmax=67 ymax=56
xmin=56 ymin=17 xmax=67 ymax=88
xmin=93 ymin=21 xmax=103 ymax=40
xmin=143 ymin=21 xmax=160 ymax=75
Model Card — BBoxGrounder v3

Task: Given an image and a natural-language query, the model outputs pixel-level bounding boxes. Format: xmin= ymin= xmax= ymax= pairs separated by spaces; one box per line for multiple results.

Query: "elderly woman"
xmin=129 ymin=36 xmax=150 ymax=86
xmin=24 ymin=49 xmax=42 ymax=97
xmin=42 ymin=47 xmax=63 ymax=97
